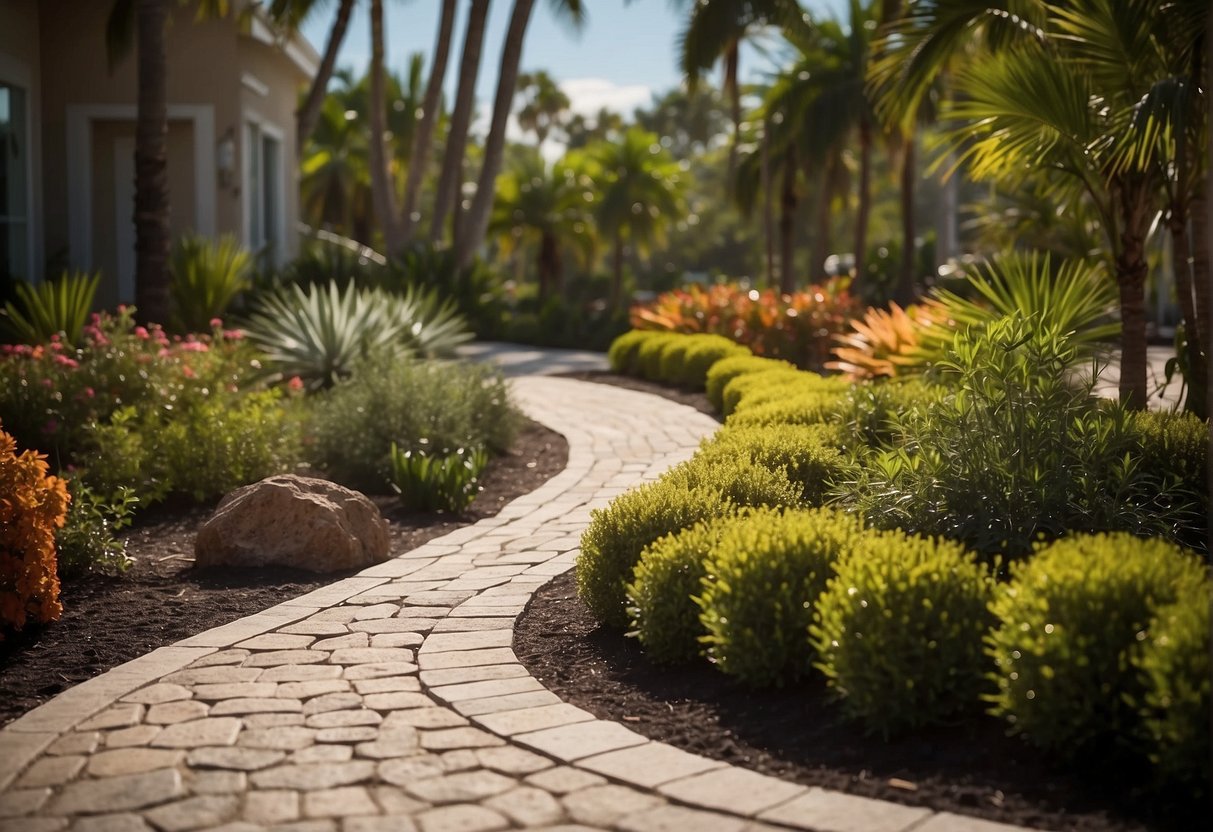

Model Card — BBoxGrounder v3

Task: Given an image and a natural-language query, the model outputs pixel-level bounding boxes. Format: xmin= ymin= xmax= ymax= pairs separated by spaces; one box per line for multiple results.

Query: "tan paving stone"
xmin=350 ymin=677 xmax=421 ymax=695
xmin=453 ymin=690 xmax=561 ymax=717
xmin=369 ymin=633 xmax=423 ymax=649
xmin=349 ymin=619 xmax=431 ymax=635
xmin=243 ymin=713 xmax=305 ymax=729
xmin=235 ymin=634 xmax=315 ymax=651
xmin=315 ymin=727 xmax=380 ymax=744
xmin=342 ymin=663 xmax=420 ymax=681
xmin=362 ymin=692 xmax=432 ymax=711
xmin=0 ymin=817 xmax=67 ymax=832
xmin=0 ymin=786 xmax=50 ymax=817
xmin=353 ymin=728 xmax=419 ymax=759
xmin=474 ymin=746 xmax=553 ymax=775
xmin=438 ymin=750 xmax=481 ymax=773
xmin=405 ymin=770 xmax=516 ymax=804
xmin=145 ymin=701 xmax=211 ymax=725
xmin=104 ymin=726 xmax=163 ymax=748
xmin=249 ymin=761 xmax=377 ymax=790
xmin=523 ymin=767 xmax=606 ymax=797
xmin=420 ymin=632 xmax=512 ymax=653
xmin=312 ymin=633 xmax=370 ymax=651
xmin=51 ymin=768 xmax=184 ymax=815
xmin=578 ymin=743 xmax=724 ymax=788
xmin=302 ymin=693 xmax=365 ymax=715
xmin=86 ymin=748 xmax=185 ymax=778
xmin=429 ymin=618 xmax=514 ymax=633
xmin=430 ymin=677 xmax=541 ymax=702
xmin=414 ymin=804 xmax=508 ymax=832
xmin=561 ymin=785 xmax=662 ymax=827
xmin=305 ymin=710 xmax=382 ymax=729
xmin=243 ymin=650 xmax=330 ymax=668
xmin=369 ymin=786 xmax=430 ymax=815
xmin=237 ymin=727 xmax=318 ymax=751
xmin=260 ymin=666 xmax=343 ymax=683
xmin=343 ymin=816 xmax=419 ymax=832
xmin=192 ymin=683 xmax=278 ymax=701
xmin=350 ymin=603 xmax=400 ymax=621
xmin=483 ymin=786 xmax=564 ymax=826
xmin=277 ymin=680 xmax=351 ymax=700
xmin=303 ymin=786 xmax=380 ymax=818
xmin=473 ymin=703 xmax=593 ymax=736
xmin=418 ymin=665 xmax=527 ymax=688
xmin=70 ymin=814 xmax=152 ymax=832
xmin=268 ymin=820 xmax=336 ymax=832
xmin=514 ymin=721 xmax=645 ymax=761
xmin=120 ymin=684 xmax=193 ymax=706
xmin=186 ymin=770 xmax=247 ymax=794
xmin=143 ymin=794 xmax=240 ymax=831
xmin=149 ymin=717 xmax=242 ymax=749
xmin=244 ymin=789 xmax=300 ymax=825
xmin=210 ymin=698 xmax=303 ymax=716
xmin=417 ymin=728 xmax=504 ymax=751
xmin=616 ymin=804 xmax=751 ymax=832
xmin=377 ymin=756 xmax=446 ymax=786
xmin=756 ymin=788 xmax=931 ymax=832
xmin=14 ymin=755 xmax=85 ymax=789
xmin=328 ymin=648 xmax=415 ymax=666
xmin=77 ymin=704 xmax=145 ymax=732
xmin=416 ymin=649 xmax=515 ymax=671
xmin=382 ymin=709 xmax=468 ymax=730
xmin=162 ymin=667 xmax=262 ymax=686
xmin=47 ymin=732 xmax=101 ymax=757
xmin=279 ymin=621 xmax=350 ymax=637
xmin=186 ymin=747 xmax=286 ymax=771
xmin=658 ymin=768 xmax=806 ymax=817
xmin=188 ymin=649 xmax=251 ymax=668
xmin=912 ymin=813 xmax=1035 ymax=832
xmin=291 ymin=745 xmax=354 ymax=764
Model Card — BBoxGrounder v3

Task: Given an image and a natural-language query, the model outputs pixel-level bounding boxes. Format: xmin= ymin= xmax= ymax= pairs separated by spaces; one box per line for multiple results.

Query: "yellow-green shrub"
xmin=1128 ymin=410 xmax=1207 ymax=496
xmin=607 ymin=330 xmax=661 ymax=375
xmin=665 ymin=335 xmax=749 ymax=390
xmin=635 ymin=333 xmax=683 ymax=381
xmin=696 ymin=423 xmax=847 ymax=505
xmin=698 ymin=507 xmax=864 ymax=686
xmin=725 ymin=390 xmax=848 ymax=429
xmin=577 ymin=458 xmax=800 ymax=629
xmin=0 ymin=425 xmax=67 ymax=639
xmin=626 ymin=515 xmax=743 ymax=664
xmin=1131 ymin=583 xmax=1211 ymax=793
xmin=986 ymin=533 xmax=1208 ymax=757
xmin=728 ymin=374 xmax=851 ymax=417
xmin=721 ymin=369 xmax=813 ymax=416
xmin=810 ymin=531 xmax=994 ymax=736
xmin=705 ymin=355 xmax=795 ymax=412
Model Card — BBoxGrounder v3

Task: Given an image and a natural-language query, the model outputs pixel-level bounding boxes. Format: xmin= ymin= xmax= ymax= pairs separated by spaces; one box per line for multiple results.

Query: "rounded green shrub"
xmin=1128 ymin=410 xmax=1207 ymax=494
xmin=730 ymin=374 xmax=851 ymax=417
xmin=656 ymin=336 xmax=696 ymax=385
xmin=577 ymin=458 xmax=800 ymax=629
xmin=635 ymin=333 xmax=682 ymax=381
xmin=725 ymin=390 xmax=847 ymax=429
xmin=986 ymin=533 xmax=1208 ymax=757
xmin=626 ymin=514 xmax=745 ymax=664
xmin=608 ymin=330 xmax=662 ymax=375
xmin=698 ymin=507 xmax=865 ymax=686
xmin=810 ymin=530 xmax=994 ymax=736
xmin=705 ymin=355 xmax=795 ymax=412
xmin=696 ymin=423 xmax=847 ymax=505
xmin=678 ymin=336 xmax=749 ymax=390
xmin=720 ymin=369 xmax=807 ymax=417
xmin=1131 ymin=583 xmax=1211 ymax=793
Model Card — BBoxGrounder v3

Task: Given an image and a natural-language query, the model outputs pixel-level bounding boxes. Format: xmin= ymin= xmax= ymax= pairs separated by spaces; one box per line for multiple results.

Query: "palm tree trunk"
xmin=431 ymin=0 xmax=490 ymax=246
xmin=296 ymin=0 xmax=356 ymax=152
xmin=853 ymin=113 xmax=873 ymax=297
xmin=895 ymin=132 xmax=917 ymax=305
xmin=367 ymin=0 xmax=402 ymax=252
xmin=779 ymin=145 xmax=797 ymax=295
xmin=1170 ymin=211 xmax=1207 ymax=417
xmin=1116 ymin=181 xmax=1152 ymax=410
xmin=611 ymin=233 xmax=625 ymax=309
xmin=538 ymin=230 xmax=562 ymax=301
xmin=134 ymin=0 xmax=171 ymax=325
xmin=457 ymin=0 xmax=536 ymax=270
xmin=725 ymin=40 xmax=740 ymax=181
xmin=398 ymin=0 xmax=457 ymax=248
xmin=1190 ymin=191 xmax=1210 ymax=347
xmin=760 ymin=117 xmax=775 ymax=288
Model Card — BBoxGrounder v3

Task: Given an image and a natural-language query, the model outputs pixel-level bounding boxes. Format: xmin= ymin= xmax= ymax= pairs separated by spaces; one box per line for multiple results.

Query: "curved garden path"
xmin=0 ymin=346 xmax=1036 ymax=832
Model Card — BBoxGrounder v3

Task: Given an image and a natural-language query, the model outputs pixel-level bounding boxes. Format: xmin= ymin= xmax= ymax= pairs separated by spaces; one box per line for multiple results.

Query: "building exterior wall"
xmin=0 ymin=0 xmax=44 ymax=283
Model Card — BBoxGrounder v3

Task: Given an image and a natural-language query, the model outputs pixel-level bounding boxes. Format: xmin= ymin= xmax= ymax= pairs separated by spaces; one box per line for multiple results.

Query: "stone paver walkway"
xmin=0 ymin=362 xmax=1038 ymax=832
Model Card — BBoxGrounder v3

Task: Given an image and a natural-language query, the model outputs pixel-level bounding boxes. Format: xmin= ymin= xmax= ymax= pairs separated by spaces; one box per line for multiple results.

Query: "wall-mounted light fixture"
xmin=217 ymin=128 xmax=236 ymax=188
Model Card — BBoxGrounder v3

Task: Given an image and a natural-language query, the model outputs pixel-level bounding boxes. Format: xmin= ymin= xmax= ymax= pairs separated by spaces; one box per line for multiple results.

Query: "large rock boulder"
xmin=195 ymin=475 xmax=390 ymax=572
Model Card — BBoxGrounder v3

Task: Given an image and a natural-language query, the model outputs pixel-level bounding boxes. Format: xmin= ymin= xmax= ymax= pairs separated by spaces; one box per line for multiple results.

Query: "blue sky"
xmin=300 ymin=1 xmax=849 ymax=123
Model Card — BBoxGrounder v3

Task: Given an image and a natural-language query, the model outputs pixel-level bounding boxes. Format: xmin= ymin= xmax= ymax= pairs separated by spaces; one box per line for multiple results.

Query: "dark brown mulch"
xmin=0 ymin=418 xmax=568 ymax=728
xmin=516 ymin=372 xmax=1209 ymax=832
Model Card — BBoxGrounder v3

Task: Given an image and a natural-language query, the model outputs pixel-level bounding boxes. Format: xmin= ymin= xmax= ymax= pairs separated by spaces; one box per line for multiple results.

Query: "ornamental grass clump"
xmin=695 ymin=423 xmax=847 ymax=505
xmin=0 ymin=425 xmax=67 ymax=639
xmin=986 ymin=533 xmax=1208 ymax=759
xmin=705 ymin=354 xmax=795 ymax=412
xmin=698 ymin=507 xmax=864 ymax=687
xmin=810 ymin=531 xmax=995 ymax=736
xmin=577 ymin=457 xmax=800 ymax=629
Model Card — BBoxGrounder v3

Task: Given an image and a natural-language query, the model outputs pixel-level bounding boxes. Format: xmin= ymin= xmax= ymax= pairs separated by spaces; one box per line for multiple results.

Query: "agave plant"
xmin=1 ymin=271 xmax=100 ymax=345
xmin=242 ymin=280 xmax=471 ymax=389
xmin=169 ymin=234 xmax=254 ymax=333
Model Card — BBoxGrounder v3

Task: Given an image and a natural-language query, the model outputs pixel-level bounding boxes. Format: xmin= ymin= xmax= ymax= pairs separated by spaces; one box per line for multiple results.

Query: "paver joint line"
xmin=0 ymin=354 xmax=1050 ymax=832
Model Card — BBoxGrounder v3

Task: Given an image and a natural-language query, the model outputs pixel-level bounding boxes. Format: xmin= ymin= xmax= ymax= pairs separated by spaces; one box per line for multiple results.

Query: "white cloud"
xmin=560 ymin=78 xmax=653 ymax=119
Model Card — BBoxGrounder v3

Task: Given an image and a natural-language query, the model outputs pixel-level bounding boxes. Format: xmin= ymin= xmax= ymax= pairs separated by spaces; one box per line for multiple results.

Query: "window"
xmin=0 ymin=81 xmax=29 ymax=293
xmin=245 ymin=120 xmax=282 ymax=266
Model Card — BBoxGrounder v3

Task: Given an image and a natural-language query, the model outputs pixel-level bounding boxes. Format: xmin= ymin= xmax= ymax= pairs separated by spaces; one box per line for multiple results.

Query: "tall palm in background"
xmin=457 ymin=0 xmax=585 ymax=270
xmin=269 ymin=0 xmax=358 ymax=150
xmin=366 ymin=0 xmax=403 ymax=252
xmin=516 ymin=70 xmax=571 ymax=145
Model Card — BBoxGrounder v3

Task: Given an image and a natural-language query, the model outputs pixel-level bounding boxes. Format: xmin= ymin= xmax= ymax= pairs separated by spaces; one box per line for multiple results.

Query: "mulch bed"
xmin=0 ymin=418 xmax=568 ymax=728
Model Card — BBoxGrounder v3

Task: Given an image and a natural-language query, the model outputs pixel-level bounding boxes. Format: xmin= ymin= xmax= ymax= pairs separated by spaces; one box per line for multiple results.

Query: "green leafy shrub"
xmin=655 ymin=336 xmax=695 ymax=385
xmin=696 ymin=423 xmax=847 ymax=505
xmin=169 ymin=234 xmax=254 ymax=333
xmin=78 ymin=408 xmax=167 ymax=506
xmin=698 ymin=507 xmax=864 ymax=686
xmin=1 ymin=271 xmax=99 ymax=346
xmin=724 ymin=371 xmax=850 ymax=417
xmin=810 ymin=531 xmax=994 ymax=736
xmin=577 ymin=457 xmax=800 ymax=629
xmin=307 ymin=355 xmax=517 ymax=492
xmin=608 ymin=330 xmax=662 ymax=375
xmin=389 ymin=443 xmax=488 ymax=513
xmin=1128 ymin=410 xmax=1207 ymax=495
xmin=1131 ymin=584 xmax=1211 ymax=793
xmin=835 ymin=378 xmax=944 ymax=448
xmin=725 ymin=390 xmax=847 ymax=429
xmin=634 ymin=332 xmax=682 ymax=381
xmin=679 ymin=336 xmax=749 ymax=390
xmin=986 ymin=533 xmax=1208 ymax=758
xmin=705 ymin=354 xmax=795 ymax=412
xmin=626 ymin=515 xmax=744 ymax=664
xmin=55 ymin=481 xmax=137 ymax=576
xmin=721 ymin=369 xmax=812 ymax=416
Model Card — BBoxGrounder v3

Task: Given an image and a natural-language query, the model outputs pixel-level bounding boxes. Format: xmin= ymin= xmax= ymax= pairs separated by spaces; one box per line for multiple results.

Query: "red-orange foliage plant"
xmin=0 ymin=423 xmax=68 ymax=639
xmin=630 ymin=280 xmax=857 ymax=371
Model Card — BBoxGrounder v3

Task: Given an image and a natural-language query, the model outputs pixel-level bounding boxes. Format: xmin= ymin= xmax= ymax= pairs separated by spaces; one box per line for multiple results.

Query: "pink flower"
xmin=49 ymin=333 xmax=60 ymax=343
xmin=40 ymin=377 xmax=53 ymax=388
xmin=287 ymin=376 xmax=304 ymax=392
xmin=133 ymin=326 xmax=150 ymax=340
xmin=223 ymin=329 xmax=244 ymax=341
xmin=83 ymin=387 xmax=95 ymax=398
xmin=182 ymin=365 xmax=197 ymax=379
xmin=209 ymin=317 xmax=223 ymax=329
xmin=158 ymin=348 xmax=171 ymax=358
xmin=179 ymin=341 xmax=209 ymax=353
xmin=53 ymin=354 xmax=79 ymax=368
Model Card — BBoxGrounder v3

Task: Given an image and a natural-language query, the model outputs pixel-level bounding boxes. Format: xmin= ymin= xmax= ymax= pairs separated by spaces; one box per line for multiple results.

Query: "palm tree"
xmin=366 ymin=0 xmax=403 ymax=252
xmin=488 ymin=151 xmax=596 ymax=299
xmin=456 ymin=0 xmax=585 ymax=270
xmin=516 ymin=70 xmax=571 ymax=146
xmin=398 ymin=0 xmax=457 ymax=246
xmin=577 ymin=127 xmax=687 ymax=307
xmin=300 ymin=78 xmax=374 ymax=240
xmin=132 ymin=0 xmax=172 ymax=325
xmin=564 ymin=107 xmax=625 ymax=149
xmin=431 ymin=0 xmax=491 ymax=245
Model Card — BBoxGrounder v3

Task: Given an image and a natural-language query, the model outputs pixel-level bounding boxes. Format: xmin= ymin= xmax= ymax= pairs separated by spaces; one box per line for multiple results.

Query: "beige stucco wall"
xmin=0 ymin=0 xmax=44 ymax=281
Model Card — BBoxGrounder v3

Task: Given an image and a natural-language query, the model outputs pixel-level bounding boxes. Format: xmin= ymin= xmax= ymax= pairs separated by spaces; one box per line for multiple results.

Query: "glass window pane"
xmin=0 ymin=82 xmax=29 ymax=289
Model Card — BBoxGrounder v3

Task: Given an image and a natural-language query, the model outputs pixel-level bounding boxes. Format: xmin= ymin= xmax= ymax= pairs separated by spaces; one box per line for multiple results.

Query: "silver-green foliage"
xmin=698 ymin=507 xmax=865 ymax=687
xmin=577 ymin=457 xmax=801 ymax=630
xmin=1 ymin=272 xmax=99 ymax=346
xmin=986 ymin=533 xmax=1208 ymax=757
xmin=168 ymin=234 xmax=253 ymax=333
xmin=243 ymin=280 xmax=471 ymax=389
xmin=388 ymin=443 xmax=488 ymax=513
xmin=810 ymin=531 xmax=995 ymax=736
xmin=307 ymin=354 xmax=517 ymax=492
